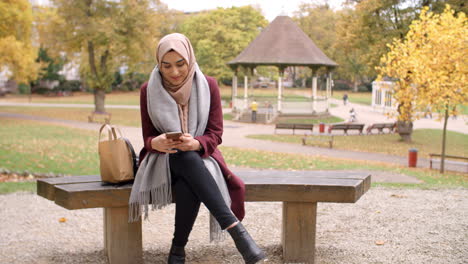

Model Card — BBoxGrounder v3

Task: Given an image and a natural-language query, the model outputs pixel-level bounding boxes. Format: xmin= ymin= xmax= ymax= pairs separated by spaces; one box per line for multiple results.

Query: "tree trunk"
xmin=440 ymin=106 xmax=449 ymax=173
xmin=396 ymin=121 xmax=413 ymax=142
xmin=353 ymin=79 xmax=358 ymax=92
xmin=94 ymin=88 xmax=106 ymax=113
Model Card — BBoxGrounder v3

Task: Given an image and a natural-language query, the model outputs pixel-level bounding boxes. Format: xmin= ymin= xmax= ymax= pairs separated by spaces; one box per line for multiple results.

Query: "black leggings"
xmin=169 ymin=151 xmax=237 ymax=247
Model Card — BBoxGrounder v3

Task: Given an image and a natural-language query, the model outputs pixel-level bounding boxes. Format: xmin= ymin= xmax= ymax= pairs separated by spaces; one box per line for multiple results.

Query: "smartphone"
xmin=165 ymin=132 xmax=183 ymax=140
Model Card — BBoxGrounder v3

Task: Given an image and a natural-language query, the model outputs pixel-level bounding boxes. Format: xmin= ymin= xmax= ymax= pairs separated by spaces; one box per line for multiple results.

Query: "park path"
xmin=328 ymin=98 xmax=468 ymax=134
xmin=1 ymin=99 xmax=467 ymax=173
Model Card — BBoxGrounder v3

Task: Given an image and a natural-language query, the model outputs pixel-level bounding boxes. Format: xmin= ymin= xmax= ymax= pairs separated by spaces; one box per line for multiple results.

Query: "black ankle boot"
xmin=227 ymin=222 xmax=266 ymax=264
xmin=167 ymin=245 xmax=185 ymax=264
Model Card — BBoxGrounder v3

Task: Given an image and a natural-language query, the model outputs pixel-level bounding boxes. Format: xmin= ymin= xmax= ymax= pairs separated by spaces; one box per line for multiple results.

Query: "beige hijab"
xmin=156 ymin=33 xmax=196 ymax=133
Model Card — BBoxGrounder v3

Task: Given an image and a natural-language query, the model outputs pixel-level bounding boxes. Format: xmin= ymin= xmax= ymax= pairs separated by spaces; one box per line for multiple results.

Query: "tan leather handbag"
xmin=98 ymin=124 xmax=136 ymax=183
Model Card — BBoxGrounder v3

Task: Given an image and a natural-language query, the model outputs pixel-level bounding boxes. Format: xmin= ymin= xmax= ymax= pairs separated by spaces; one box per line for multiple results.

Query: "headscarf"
xmin=156 ymin=33 xmax=196 ymax=133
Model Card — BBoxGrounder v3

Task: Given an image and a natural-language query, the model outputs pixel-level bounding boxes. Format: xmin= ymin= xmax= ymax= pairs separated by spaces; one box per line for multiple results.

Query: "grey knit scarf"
xmin=129 ymin=64 xmax=231 ymax=241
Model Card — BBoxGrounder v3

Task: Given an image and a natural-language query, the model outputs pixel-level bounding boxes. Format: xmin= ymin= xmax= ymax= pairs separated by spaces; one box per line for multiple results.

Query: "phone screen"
xmin=166 ymin=132 xmax=182 ymax=140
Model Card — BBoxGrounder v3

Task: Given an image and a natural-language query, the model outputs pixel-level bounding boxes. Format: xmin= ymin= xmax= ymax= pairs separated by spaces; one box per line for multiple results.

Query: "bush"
xmin=18 ymin=84 xmax=30 ymax=94
xmin=32 ymin=86 xmax=50 ymax=95
xmin=113 ymin=72 xmax=148 ymax=91
xmin=333 ymin=80 xmax=352 ymax=90
xmin=57 ymin=80 xmax=82 ymax=92
xmin=358 ymin=82 xmax=372 ymax=92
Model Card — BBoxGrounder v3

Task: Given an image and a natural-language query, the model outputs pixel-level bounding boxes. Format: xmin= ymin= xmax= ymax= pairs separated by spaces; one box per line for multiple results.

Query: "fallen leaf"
xmin=59 ymin=217 xmax=67 ymax=223
xmin=376 ymin=210 xmax=381 ymax=213
xmin=375 ymin=240 xmax=385 ymax=246
xmin=391 ymin=194 xmax=407 ymax=198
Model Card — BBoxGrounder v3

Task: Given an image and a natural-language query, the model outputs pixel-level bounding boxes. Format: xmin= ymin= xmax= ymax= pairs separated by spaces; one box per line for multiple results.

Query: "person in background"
xmin=349 ymin=108 xmax=357 ymax=122
xmin=250 ymin=99 xmax=258 ymax=123
xmin=131 ymin=33 xmax=265 ymax=264
xmin=343 ymin=93 xmax=348 ymax=105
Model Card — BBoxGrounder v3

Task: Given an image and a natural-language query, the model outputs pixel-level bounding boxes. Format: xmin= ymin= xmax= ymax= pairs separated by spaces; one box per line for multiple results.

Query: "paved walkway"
xmin=328 ymin=98 xmax=468 ymax=134
xmin=1 ymin=99 xmax=467 ymax=173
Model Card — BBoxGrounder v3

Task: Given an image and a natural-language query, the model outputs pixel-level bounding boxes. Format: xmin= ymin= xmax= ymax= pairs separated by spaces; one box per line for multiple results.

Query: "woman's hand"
xmin=173 ymin=133 xmax=201 ymax=152
xmin=151 ymin=134 xmax=181 ymax=154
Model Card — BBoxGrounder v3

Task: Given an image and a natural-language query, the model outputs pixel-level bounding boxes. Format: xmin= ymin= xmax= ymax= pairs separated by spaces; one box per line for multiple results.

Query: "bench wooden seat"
xmin=366 ymin=122 xmax=396 ymax=134
xmin=88 ymin=112 xmax=112 ymax=124
xmin=302 ymin=135 xmax=334 ymax=148
xmin=328 ymin=123 xmax=365 ymax=135
xmin=37 ymin=170 xmax=371 ymax=264
xmin=275 ymin=123 xmax=314 ymax=135
xmin=429 ymin=154 xmax=468 ymax=173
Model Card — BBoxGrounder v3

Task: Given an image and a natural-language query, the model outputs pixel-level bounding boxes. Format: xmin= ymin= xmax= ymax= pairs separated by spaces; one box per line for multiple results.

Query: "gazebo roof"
xmin=228 ymin=16 xmax=338 ymax=69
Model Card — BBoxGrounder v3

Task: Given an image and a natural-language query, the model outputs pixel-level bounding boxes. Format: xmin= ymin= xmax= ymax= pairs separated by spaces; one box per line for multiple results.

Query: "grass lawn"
xmin=0 ymin=118 xmax=99 ymax=175
xmin=247 ymin=129 xmax=468 ymax=159
xmin=458 ymin=104 xmax=468 ymax=115
xmin=0 ymin=106 xmax=142 ymax=127
xmin=332 ymin=90 xmax=372 ymax=105
xmin=219 ymin=86 xmax=313 ymax=101
xmin=1 ymin=118 xmax=466 ymax=194
xmin=277 ymin=116 xmax=344 ymax=124
xmin=219 ymin=146 xmax=467 ymax=188
xmin=2 ymin=91 xmax=141 ymax=105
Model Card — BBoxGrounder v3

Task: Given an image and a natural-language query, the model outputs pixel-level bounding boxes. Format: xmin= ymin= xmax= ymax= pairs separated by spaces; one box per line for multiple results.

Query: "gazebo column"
xmin=244 ymin=73 xmax=248 ymax=111
xmin=232 ymin=68 xmax=238 ymax=109
xmin=249 ymin=67 xmax=256 ymax=99
xmin=311 ymin=68 xmax=318 ymax=113
xmin=326 ymin=70 xmax=332 ymax=111
xmin=277 ymin=67 xmax=285 ymax=113
xmin=371 ymin=82 xmax=376 ymax=108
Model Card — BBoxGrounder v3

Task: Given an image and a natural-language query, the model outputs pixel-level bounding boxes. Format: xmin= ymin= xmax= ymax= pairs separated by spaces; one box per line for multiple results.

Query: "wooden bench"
xmin=366 ymin=122 xmax=396 ymax=134
xmin=429 ymin=154 xmax=468 ymax=173
xmin=37 ymin=170 xmax=371 ymax=264
xmin=88 ymin=112 xmax=112 ymax=124
xmin=328 ymin=123 xmax=365 ymax=135
xmin=302 ymin=135 xmax=334 ymax=148
xmin=275 ymin=123 xmax=314 ymax=135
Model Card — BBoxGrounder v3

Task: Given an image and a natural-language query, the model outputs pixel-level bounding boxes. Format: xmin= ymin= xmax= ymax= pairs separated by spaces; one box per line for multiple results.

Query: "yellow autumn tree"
xmin=0 ymin=0 xmax=41 ymax=83
xmin=378 ymin=5 xmax=468 ymax=172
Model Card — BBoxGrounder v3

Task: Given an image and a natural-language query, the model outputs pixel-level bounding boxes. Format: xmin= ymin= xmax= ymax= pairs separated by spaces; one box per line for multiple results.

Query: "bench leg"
xmin=282 ymin=202 xmax=317 ymax=264
xmin=104 ymin=207 xmax=143 ymax=264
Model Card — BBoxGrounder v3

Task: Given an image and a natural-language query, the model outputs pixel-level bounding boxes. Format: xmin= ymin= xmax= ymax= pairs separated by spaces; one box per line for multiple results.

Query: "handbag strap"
xmin=123 ymin=137 xmax=139 ymax=174
xmin=99 ymin=124 xmax=118 ymax=141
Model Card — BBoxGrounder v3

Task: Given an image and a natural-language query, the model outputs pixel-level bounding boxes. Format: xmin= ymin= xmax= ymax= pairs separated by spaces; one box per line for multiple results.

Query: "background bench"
xmin=275 ymin=123 xmax=314 ymax=135
xmin=37 ymin=170 xmax=370 ymax=264
xmin=429 ymin=154 xmax=468 ymax=173
xmin=366 ymin=122 xmax=396 ymax=134
xmin=328 ymin=123 xmax=365 ymax=135
xmin=88 ymin=112 xmax=112 ymax=124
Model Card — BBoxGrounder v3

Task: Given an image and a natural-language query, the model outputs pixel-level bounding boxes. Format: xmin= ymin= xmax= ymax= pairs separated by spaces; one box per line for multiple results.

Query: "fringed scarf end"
xmin=128 ymin=184 xmax=172 ymax=223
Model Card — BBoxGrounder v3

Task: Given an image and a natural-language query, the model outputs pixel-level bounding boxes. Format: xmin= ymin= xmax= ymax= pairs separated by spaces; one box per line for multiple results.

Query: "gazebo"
xmin=228 ymin=16 xmax=338 ymax=122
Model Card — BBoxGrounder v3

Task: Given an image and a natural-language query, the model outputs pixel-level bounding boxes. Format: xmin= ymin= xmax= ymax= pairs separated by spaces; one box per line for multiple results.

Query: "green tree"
xmin=36 ymin=0 xmax=172 ymax=113
xmin=336 ymin=0 xmax=419 ymax=86
xmin=292 ymin=3 xmax=340 ymax=87
xmin=294 ymin=3 xmax=337 ymax=63
xmin=179 ymin=6 xmax=268 ymax=83
xmin=35 ymin=47 xmax=64 ymax=82
xmin=378 ymin=6 xmax=467 ymax=171
xmin=0 ymin=0 xmax=41 ymax=83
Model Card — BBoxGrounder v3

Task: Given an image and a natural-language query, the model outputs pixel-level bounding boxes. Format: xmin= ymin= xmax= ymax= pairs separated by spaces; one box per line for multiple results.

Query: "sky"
xmin=161 ymin=0 xmax=347 ymax=21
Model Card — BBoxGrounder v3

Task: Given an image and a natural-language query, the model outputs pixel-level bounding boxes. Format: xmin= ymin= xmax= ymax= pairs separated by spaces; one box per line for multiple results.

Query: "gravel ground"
xmin=0 ymin=187 xmax=467 ymax=264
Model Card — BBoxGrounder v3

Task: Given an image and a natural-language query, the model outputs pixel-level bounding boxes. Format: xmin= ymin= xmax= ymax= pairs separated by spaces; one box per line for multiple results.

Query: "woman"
xmin=129 ymin=33 xmax=266 ymax=264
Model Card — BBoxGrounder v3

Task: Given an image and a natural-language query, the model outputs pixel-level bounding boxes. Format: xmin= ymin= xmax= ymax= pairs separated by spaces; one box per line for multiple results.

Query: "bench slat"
xmin=237 ymin=170 xmax=368 ymax=180
xmin=37 ymin=175 xmax=102 ymax=200
xmin=49 ymin=173 xmax=370 ymax=210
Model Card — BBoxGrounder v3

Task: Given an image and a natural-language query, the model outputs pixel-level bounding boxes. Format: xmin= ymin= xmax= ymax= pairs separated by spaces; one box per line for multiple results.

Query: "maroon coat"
xmin=138 ymin=76 xmax=246 ymax=220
